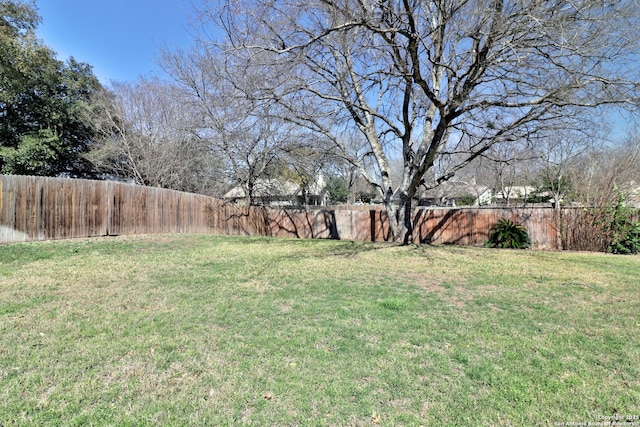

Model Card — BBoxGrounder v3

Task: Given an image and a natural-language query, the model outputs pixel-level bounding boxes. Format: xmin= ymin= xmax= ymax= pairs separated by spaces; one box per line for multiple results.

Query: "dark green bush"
xmin=525 ymin=193 xmax=552 ymax=204
xmin=605 ymin=194 xmax=640 ymax=255
xmin=486 ymin=218 xmax=531 ymax=249
xmin=457 ymin=194 xmax=477 ymax=206
xmin=608 ymin=221 xmax=640 ymax=254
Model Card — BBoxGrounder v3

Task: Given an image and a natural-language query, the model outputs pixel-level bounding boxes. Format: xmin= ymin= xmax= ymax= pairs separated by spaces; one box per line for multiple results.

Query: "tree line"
xmin=2 ymin=0 xmax=640 ymax=243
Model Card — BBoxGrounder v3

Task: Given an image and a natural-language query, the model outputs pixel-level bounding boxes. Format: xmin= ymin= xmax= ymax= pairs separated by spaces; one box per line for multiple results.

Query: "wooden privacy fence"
xmin=1 ymin=175 xmax=581 ymax=249
xmin=0 ymin=175 xmax=268 ymax=243
xmin=266 ymin=204 xmax=560 ymax=249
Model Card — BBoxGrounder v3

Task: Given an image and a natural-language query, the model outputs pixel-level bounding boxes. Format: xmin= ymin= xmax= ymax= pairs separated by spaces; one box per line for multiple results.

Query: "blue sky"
xmin=33 ymin=1 xmax=634 ymax=141
xmin=36 ymin=0 xmax=195 ymax=84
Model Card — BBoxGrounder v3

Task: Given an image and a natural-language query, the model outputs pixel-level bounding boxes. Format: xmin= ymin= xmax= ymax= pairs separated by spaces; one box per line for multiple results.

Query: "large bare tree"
xmin=198 ymin=0 xmax=640 ymax=242
xmin=88 ymin=78 xmax=225 ymax=195
xmin=163 ymin=46 xmax=331 ymax=205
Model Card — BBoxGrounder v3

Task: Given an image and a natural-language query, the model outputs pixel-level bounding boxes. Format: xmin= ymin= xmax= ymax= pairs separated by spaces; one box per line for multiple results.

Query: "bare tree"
xmin=194 ymin=0 xmax=640 ymax=242
xmin=569 ymin=136 xmax=640 ymax=207
xmin=162 ymin=46 xmax=330 ymax=205
xmin=519 ymin=127 xmax=597 ymax=247
xmin=88 ymin=78 xmax=225 ymax=195
xmin=561 ymin=135 xmax=640 ymax=251
xmin=476 ymin=141 xmax=535 ymax=206
xmin=533 ymin=130 xmax=598 ymax=207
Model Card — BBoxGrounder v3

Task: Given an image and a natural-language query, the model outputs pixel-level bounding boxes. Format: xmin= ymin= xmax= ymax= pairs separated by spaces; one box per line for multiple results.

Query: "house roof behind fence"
xmin=224 ymin=175 xmax=326 ymax=199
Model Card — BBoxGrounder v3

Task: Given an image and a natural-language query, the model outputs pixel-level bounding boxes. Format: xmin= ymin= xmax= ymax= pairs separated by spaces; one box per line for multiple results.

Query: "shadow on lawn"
xmin=324 ymin=240 xmax=401 ymax=258
xmin=226 ymin=234 xmax=399 ymax=260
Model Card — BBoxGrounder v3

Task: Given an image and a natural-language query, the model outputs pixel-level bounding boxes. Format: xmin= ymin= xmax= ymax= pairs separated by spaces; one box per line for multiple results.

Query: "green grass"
xmin=0 ymin=234 xmax=639 ymax=426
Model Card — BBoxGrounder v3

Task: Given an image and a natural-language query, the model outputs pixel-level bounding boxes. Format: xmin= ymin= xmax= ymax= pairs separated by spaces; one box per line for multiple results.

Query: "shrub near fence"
xmin=0 ymin=174 xmax=591 ymax=250
xmin=413 ymin=206 xmax=557 ymax=248
xmin=271 ymin=204 xmax=559 ymax=249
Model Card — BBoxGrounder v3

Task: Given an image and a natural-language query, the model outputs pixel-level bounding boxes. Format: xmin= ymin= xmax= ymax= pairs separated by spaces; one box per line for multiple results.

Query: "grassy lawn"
xmin=0 ymin=235 xmax=639 ymax=426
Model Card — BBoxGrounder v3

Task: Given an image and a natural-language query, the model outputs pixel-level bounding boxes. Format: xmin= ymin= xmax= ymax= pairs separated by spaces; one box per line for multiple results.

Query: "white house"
xmin=493 ymin=186 xmax=536 ymax=202
xmin=224 ymin=175 xmax=329 ymax=206
xmin=418 ymin=181 xmax=493 ymax=207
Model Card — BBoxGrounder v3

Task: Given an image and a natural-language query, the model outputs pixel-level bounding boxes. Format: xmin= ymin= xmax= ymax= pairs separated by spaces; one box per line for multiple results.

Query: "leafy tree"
xmin=0 ymin=0 xmax=104 ymax=176
xmin=533 ymin=172 xmax=572 ymax=205
xmin=605 ymin=194 xmax=640 ymax=255
xmin=457 ymin=194 xmax=477 ymax=207
xmin=325 ymin=176 xmax=349 ymax=204
xmin=524 ymin=192 xmax=551 ymax=204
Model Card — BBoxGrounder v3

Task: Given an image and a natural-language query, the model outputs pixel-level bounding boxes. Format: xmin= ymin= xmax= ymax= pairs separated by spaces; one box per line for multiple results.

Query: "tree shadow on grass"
xmin=324 ymin=240 xmax=401 ymax=258
xmin=222 ymin=233 xmax=398 ymax=261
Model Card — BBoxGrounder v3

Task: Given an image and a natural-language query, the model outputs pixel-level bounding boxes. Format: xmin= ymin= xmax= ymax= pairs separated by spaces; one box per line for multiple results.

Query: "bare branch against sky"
xmin=192 ymin=0 xmax=640 ymax=242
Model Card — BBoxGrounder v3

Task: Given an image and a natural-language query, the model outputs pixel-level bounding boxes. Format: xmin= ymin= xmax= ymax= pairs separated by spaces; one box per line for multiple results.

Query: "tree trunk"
xmin=554 ymin=202 xmax=562 ymax=250
xmin=385 ymin=194 xmax=415 ymax=245
xmin=244 ymin=182 xmax=254 ymax=206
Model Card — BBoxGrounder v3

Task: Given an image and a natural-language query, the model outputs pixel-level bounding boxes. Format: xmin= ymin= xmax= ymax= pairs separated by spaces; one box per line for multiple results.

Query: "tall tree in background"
xmin=532 ymin=130 xmax=596 ymax=206
xmin=466 ymin=140 xmax=535 ymax=206
xmin=569 ymin=137 xmax=640 ymax=207
xmin=0 ymin=0 xmax=104 ymax=176
xmin=163 ymin=47 xmax=331 ymax=205
xmin=88 ymin=78 xmax=226 ymax=195
xmin=200 ymin=0 xmax=640 ymax=242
